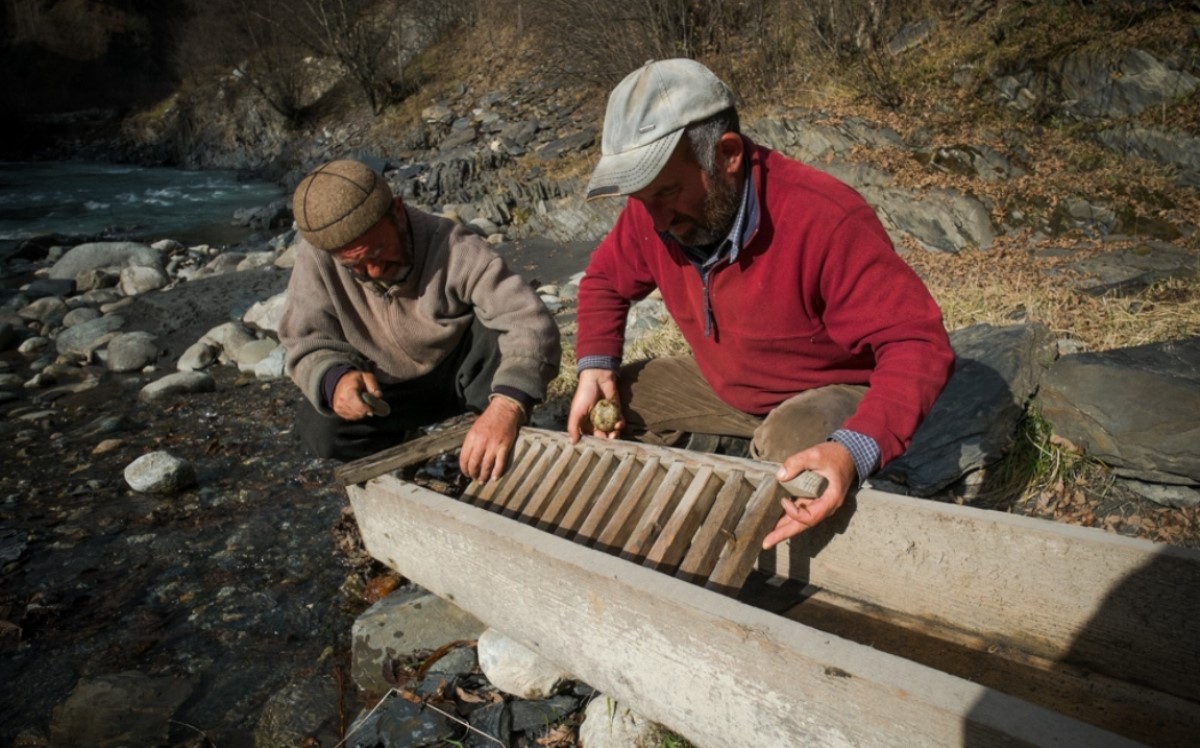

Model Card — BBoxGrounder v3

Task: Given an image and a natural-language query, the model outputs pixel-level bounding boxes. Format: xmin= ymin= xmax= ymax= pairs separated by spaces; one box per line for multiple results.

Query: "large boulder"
xmin=1037 ymin=336 xmax=1200 ymax=485
xmin=48 ymin=242 xmax=162 ymax=281
xmin=875 ymin=323 xmax=1058 ymax=496
xmin=55 ymin=314 xmax=125 ymax=359
xmin=49 ymin=671 xmax=192 ymax=748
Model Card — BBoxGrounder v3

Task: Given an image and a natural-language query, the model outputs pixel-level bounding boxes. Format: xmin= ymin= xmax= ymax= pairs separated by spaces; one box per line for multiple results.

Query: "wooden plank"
xmin=776 ymin=585 xmax=1200 ymax=747
xmin=706 ymin=474 xmax=786 ymax=593
xmin=349 ymin=478 xmax=1140 ymax=748
xmin=344 ymin=424 xmax=1200 ymax=718
xmin=675 ymin=469 xmax=748 ymax=585
xmin=333 ymin=418 xmax=474 ymax=486
xmin=517 ymin=444 xmax=580 ymax=524
xmin=576 ymin=453 xmax=662 ymax=547
xmin=759 ymin=487 xmax=1200 ymax=704
xmin=643 ymin=465 xmax=725 ymax=572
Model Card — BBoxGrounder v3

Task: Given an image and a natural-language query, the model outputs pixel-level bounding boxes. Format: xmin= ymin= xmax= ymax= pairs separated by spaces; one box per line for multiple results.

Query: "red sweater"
xmin=576 ymin=142 xmax=955 ymax=467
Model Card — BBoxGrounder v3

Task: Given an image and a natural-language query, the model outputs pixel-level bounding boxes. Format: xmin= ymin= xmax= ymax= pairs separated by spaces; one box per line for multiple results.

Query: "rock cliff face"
xmin=0 ymin=1 xmax=185 ymax=158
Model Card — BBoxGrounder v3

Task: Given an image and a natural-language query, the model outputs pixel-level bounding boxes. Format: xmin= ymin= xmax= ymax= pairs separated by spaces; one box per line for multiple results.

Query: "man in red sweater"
xmin=568 ymin=59 xmax=955 ymax=546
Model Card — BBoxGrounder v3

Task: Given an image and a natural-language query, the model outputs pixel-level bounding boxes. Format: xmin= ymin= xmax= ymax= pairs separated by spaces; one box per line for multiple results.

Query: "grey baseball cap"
xmin=586 ymin=59 xmax=735 ymax=201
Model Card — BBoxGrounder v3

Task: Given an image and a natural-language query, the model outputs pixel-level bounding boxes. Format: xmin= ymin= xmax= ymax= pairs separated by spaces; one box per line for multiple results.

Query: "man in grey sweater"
xmin=278 ymin=159 xmax=561 ymax=481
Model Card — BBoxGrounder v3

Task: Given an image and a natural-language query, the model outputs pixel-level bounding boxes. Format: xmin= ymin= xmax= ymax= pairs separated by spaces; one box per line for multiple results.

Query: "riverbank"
xmin=2 ymin=4 xmax=1198 ymax=743
xmin=2 ymin=217 xmax=1196 ymax=746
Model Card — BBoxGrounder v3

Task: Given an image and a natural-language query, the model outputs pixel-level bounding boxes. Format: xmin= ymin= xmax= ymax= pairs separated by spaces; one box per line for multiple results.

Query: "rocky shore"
xmin=2 ymin=193 xmax=1196 ymax=747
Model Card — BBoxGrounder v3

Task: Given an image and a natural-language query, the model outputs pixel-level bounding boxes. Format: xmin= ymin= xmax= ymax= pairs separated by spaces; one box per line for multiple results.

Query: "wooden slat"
xmin=553 ymin=450 xmax=617 ymax=537
xmin=489 ymin=439 xmax=545 ymax=515
xmin=620 ymin=463 xmax=706 ymax=564
xmin=464 ymin=438 xmax=532 ymax=507
xmin=590 ymin=456 xmax=665 ymax=553
xmin=535 ymin=447 xmax=597 ymax=532
xmin=517 ymin=444 xmax=580 ymax=524
xmin=675 ymin=470 xmax=748 ymax=585
xmin=576 ymin=453 xmax=662 ymax=547
xmin=500 ymin=440 xmax=561 ymax=518
xmin=643 ymin=465 xmax=726 ymax=572
xmin=569 ymin=453 xmax=640 ymax=542
xmin=705 ymin=475 xmax=783 ymax=593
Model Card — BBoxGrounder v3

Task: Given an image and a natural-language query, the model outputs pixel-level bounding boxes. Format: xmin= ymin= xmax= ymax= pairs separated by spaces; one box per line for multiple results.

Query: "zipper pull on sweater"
xmin=703 ymin=272 xmax=715 ymax=337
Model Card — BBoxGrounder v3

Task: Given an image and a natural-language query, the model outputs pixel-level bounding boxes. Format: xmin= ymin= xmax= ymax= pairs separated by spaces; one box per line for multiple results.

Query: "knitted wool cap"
xmin=292 ymin=160 xmax=393 ymax=251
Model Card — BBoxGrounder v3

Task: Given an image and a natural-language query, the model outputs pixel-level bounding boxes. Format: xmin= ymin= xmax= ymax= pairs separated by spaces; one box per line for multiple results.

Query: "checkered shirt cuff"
xmin=829 ymin=429 xmax=880 ymax=485
xmin=576 ymin=355 xmax=622 ymax=373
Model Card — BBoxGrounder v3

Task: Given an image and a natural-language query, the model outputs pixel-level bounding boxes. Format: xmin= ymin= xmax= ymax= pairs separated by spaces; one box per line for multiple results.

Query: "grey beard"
xmin=680 ymin=172 xmax=740 ymax=248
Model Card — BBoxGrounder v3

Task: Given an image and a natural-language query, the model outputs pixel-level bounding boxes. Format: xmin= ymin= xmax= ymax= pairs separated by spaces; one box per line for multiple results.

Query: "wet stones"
xmin=351 ymin=588 xmax=487 ymax=697
xmin=138 ymin=371 xmax=215 ymax=402
xmin=477 ymin=628 xmax=571 ymax=701
xmin=105 ymin=331 xmax=160 ymax=373
xmin=123 ymin=451 xmax=197 ymax=494
xmin=48 ymin=671 xmax=192 ymax=748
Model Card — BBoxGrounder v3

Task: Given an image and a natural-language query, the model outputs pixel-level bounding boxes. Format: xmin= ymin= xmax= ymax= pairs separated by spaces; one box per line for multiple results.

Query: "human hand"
xmin=459 ymin=396 xmax=523 ymax=482
xmin=762 ymin=440 xmax=857 ymax=549
xmin=331 ymin=370 xmax=382 ymax=420
xmin=567 ymin=369 xmax=622 ymax=442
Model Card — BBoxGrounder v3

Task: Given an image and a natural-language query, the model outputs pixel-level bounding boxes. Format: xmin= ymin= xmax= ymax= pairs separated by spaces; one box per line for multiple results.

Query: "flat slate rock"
xmin=875 ymin=322 xmax=1057 ymax=496
xmin=1037 ymin=335 xmax=1200 ymax=484
xmin=1068 ymin=241 xmax=1198 ymax=296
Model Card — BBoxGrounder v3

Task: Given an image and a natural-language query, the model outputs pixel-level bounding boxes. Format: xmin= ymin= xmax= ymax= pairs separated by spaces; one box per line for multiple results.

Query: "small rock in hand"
xmin=589 ymin=398 xmax=621 ymax=432
xmin=361 ymin=391 xmax=391 ymax=417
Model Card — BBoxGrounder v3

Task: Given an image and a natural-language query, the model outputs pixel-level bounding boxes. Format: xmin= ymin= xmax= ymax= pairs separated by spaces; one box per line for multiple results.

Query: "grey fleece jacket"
xmin=278 ymin=204 xmax=561 ymax=414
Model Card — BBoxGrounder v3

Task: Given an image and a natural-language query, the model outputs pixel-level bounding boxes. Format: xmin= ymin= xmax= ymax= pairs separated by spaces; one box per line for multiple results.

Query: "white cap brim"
xmin=586 ymin=124 xmax=685 ymax=201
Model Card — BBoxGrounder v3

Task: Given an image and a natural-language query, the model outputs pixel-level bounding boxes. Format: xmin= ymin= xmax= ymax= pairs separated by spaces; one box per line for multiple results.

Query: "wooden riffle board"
xmin=336 ymin=421 xmax=789 ymax=595
xmin=338 ymin=420 xmax=1200 ymax=747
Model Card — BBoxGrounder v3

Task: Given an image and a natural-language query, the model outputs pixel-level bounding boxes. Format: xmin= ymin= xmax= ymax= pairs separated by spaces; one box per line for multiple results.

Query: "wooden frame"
xmin=340 ymin=427 xmax=1200 ymax=747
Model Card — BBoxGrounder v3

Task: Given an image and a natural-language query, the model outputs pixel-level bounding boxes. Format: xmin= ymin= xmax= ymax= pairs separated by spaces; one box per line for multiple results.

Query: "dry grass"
xmin=906 ymin=239 xmax=1200 ymax=350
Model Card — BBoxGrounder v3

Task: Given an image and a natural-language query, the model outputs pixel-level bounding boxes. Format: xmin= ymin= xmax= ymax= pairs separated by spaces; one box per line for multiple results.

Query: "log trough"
xmin=336 ymin=422 xmax=1200 ymax=747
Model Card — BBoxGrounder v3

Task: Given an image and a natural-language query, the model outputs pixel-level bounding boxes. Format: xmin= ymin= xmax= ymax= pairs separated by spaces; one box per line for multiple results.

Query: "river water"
xmin=0 ymin=161 xmax=285 ymax=250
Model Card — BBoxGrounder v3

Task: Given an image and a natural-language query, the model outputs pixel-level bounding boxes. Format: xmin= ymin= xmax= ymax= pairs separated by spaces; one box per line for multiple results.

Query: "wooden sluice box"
xmin=337 ymin=422 xmax=1200 ymax=748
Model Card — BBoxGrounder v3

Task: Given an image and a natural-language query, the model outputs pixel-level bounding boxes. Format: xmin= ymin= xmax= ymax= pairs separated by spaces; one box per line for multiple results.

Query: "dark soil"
xmin=0 ymin=243 xmax=597 ymax=745
xmin=0 ymin=356 xmax=377 ymax=745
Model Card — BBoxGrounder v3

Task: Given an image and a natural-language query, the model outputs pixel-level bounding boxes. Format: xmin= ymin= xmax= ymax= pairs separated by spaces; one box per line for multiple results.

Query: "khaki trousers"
xmin=616 ymin=356 xmax=867 ymax=463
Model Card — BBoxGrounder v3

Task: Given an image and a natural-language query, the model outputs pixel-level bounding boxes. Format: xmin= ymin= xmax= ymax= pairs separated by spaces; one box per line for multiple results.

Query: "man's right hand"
xmin=331 ymin=370 xmax=382 ymax=420
xmin=567 ymin=368 xmax=623 ymax=442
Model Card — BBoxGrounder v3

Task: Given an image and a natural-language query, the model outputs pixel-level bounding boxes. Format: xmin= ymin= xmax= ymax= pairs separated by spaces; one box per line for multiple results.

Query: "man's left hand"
xmin=459 ymin=397 xmax=524 ymax=482
xmin=762 ymin=441 xmax=857 ymax=549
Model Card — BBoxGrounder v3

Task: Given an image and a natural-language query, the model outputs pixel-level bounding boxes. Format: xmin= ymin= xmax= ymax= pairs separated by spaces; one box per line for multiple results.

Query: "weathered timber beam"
xmin=348 ymin=477 xmax=1140 ymax=748
xmin=334 ymin=418 xmax=475 ymax=486
xmin=759 ymin=487 xmax=1200 ymax=704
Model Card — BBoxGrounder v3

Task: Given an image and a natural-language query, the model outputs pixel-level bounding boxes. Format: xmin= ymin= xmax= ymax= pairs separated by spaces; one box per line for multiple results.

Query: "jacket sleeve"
xmin=575 ymin=208 xmax=659 ymax=361
xmin=449 ymin=227 xmax=562 ymax=400
xmin=277 ymin=243 xmax=368 ymax=412
xmin=815 ymin=206 xmax=955 ymax=466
